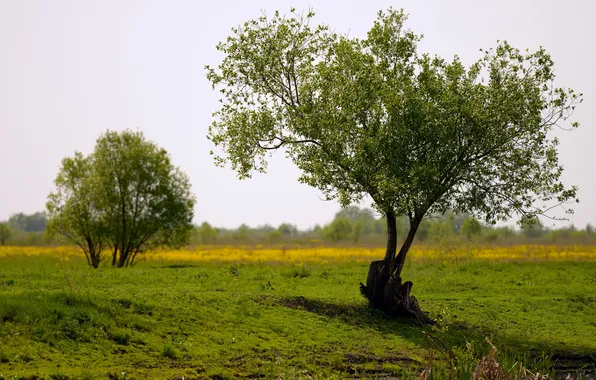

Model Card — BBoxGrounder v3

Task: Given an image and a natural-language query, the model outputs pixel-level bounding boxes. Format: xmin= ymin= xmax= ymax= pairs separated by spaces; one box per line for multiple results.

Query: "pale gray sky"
xmin=0 ymin=0 xmax=594 ymax=229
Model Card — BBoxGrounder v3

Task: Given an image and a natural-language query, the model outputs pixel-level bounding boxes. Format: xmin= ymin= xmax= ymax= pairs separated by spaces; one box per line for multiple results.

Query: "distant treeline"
xmin=2 ymin=207 xmax=595 ymax=247
xmin=193 ymin=207 xmax=596 ymax=246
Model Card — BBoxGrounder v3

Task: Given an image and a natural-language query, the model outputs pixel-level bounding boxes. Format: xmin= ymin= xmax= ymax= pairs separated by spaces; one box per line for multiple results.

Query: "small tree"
xmin=461 ymin=218 xmax=482 ymax=241
xmin=352 ymin=220 xmax=363 ymax=243
xmin=0 ymin=223 xmax=11 ymax=245
xmin=522 ymin=217 xmax=545 ymax=239
xmin=337 ymin=206 xmax=377 ymax=235
xmin=428 ymin=219 xmax=456 ymax=244
xmin=323 ymin=217 xmax=352 ymax=242
xmin=206 ymin=8 xmax=581 ymax=319
xmin=234 ymin=224 xmax=251 ymax=242
xmin=278 ymin=223 xmax=298 ymax=236
xmin=268 ymin=230 xmax=282 ymax=243
xmin=197 ymin=222 xmax=217 ymax=245
xmin=47 ymin=130 xmax=196 ymax=268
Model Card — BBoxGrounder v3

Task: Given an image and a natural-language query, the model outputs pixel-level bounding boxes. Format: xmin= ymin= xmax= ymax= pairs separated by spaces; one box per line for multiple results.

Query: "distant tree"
xmin=415 ymin=222 xmax=429 ymax=242
xmin=234 ymin=224 xmax=251 ymax=241
xmin=7 ymin=212 xmax=47 ymax=232
xmin=197 ymin=222 xmax=217 ymax=245
xmin=278 ymin=223 xmax=298 ymax=236
xmin=207 ymin=8 xmax=580 ymax=319
xmin=352 ymin=220 xmax=363 ymax=243
xmin=522 ymin=217 xmax=544 ymax=239
xmin=496 ymin=226 xmax=516 ymax=238
xmin=268 ymin=230 xmax=282 ymax=243
xmin=461 ymin=218 xmax=482 ymax=240
xmin=373 ymin=219 xmax=386 ymax=235
xmin=336 ymin=206 xmax=376 ymax=235
xmin=257 ymin=224 xmax=275 ymax=233
xmin=47 ymin=130 xmax=196 ymax=268
xmin=428 ymin=219 xmax=456 ymax=243
xmin=586 ymin=223 xmax=594 ymax=236
xmin=323 ymin=218 xmax=352 ymax=242
xmin=484 ymin=230 xmax=499 ymax=243
xmin=336 ymin=206 xmax=375 ymax=222
xmin=0 ymin=223 xmax=11 ymax=245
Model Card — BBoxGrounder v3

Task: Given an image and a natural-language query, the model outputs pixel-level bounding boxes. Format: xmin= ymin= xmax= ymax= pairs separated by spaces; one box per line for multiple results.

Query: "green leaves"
xmin=0 ymin=223 xmax=11 ymax=245
xmin=207 ymin=7 xmax=581 ymax=227
xmin=46 ymin=130 xmax=196 ymax=267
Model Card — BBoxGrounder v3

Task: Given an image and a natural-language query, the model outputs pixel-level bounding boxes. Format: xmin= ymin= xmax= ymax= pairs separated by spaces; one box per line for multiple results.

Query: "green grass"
xmin=0 ymin=255 xmax=595 ymax=379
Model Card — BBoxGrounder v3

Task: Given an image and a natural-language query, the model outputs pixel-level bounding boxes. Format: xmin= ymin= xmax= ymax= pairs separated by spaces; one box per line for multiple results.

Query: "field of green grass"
xmin=0 ymin=254 xmax=595 ymax=379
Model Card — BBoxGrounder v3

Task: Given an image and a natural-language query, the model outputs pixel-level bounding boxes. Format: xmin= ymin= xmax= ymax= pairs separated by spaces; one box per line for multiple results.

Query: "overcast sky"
xmin=0 ymin=0 xmax=594 ymax=229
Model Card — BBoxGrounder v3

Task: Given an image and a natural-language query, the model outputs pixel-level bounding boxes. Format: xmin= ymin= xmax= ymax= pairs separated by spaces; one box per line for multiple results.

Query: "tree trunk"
xmin=111 ymin=246 xmax=118 ymax=267
xmin=84 ymin=238 xmax=93 ymax=267
xmin=91 ymin=253 xmax=100 ymax=268
xmin=359 ymin=212 xmax=396 ymax=307
xmin=360 ymin=215 xmax=433 ymax=324
xmin=383 ymin=211 xmax=398 ymax=275
xmin=86 ymin=239 xmax=100 ymax=268
xmin=117 ymin=250 xmax=128 ymax=268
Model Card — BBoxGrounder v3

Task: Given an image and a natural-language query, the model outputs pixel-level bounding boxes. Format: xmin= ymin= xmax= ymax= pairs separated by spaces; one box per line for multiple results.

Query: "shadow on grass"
xmin=261 ymin=295 xmax=428 ymax=344
xmin=269 ymin=295 xmax=596 ymax=376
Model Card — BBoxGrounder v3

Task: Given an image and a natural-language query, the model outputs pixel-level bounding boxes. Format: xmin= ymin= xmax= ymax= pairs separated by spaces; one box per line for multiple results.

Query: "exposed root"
xmin=361 ymin=260 xmax=434 ymax=325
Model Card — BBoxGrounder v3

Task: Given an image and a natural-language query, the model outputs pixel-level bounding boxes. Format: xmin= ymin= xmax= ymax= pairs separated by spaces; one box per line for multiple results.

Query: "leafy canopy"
xmin=206 ymin=8 xmax=581 ymax=225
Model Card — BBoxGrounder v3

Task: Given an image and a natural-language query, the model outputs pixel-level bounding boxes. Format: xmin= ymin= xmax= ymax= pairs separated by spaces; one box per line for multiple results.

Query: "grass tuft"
xmin=161 ymin=345 xmax=178 ymax=360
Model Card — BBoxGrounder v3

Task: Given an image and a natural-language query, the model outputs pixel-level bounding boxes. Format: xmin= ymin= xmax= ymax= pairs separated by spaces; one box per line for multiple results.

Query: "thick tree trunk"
xmin=117 ymin=250 xmax=128 ymax=268
xmin=383 ymin=212 xmax=398 ymax=275
xmin=84 ymin=238 xmax=93 ymax=267
xmin=360 ymin=259 xmax=389 ymax=308
xmin=85 ymin=239 xmax=100 ymax=268
xmin=90 ymin=253 xmax=100 ymax=268
xmin=360 ymin=215 xmax=433 ymax=324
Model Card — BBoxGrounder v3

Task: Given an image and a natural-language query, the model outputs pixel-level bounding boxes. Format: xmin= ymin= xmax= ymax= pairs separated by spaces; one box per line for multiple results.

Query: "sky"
xmin=0 ymin=0 xmax=594 ymax=230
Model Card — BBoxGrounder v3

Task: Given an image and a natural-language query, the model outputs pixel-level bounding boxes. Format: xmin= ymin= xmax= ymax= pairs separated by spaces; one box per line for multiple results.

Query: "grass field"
xmin=0 ymin=246 xmax=595 ymax=379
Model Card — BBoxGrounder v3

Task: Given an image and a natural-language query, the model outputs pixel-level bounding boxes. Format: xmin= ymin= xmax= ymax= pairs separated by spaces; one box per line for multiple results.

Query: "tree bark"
xmin=84 ymin=238 xmax=93 ymax=267
xmin=111 ymin=246 xmax=118 ymax=267
xmin=383 ymin=211 xmax=398 ymax=275
xmin=117 ymin=250 xmax=128 ymax=268
xmin=361 ymin=211 xmax=396 ymax=307
xmin=360 ymin=214 xmax=433 ymax=324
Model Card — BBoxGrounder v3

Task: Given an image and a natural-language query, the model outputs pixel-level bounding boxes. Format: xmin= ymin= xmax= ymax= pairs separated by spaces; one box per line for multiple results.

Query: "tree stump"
xmin=360 ymin=260 xmax=434 ymax=325
xmin=359 ymin=260 xmax=388 ymax=308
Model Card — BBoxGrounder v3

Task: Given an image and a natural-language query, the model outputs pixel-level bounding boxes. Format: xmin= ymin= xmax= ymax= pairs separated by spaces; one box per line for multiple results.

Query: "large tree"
xmin=206 ymin=8 xmax=581 ymax=320
xmin=47 ymin=130 xmax=196 ymax=268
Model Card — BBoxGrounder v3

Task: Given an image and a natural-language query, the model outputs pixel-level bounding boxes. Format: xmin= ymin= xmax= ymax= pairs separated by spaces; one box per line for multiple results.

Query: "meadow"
xmin=0 ymin=245 xmax=595 ymax=379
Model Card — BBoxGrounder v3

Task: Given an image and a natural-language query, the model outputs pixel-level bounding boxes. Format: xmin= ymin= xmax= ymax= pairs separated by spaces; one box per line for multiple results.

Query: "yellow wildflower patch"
xmin=0 ymin=244 xmax=594 ymax=264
